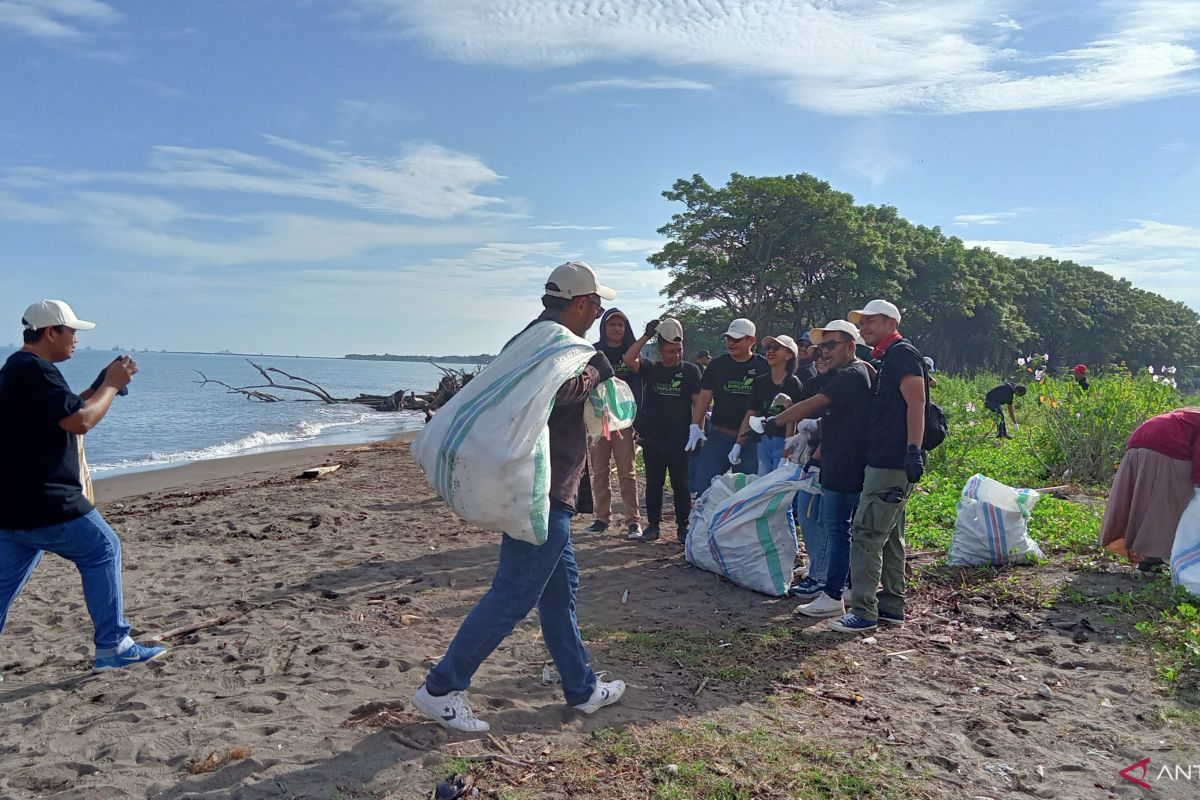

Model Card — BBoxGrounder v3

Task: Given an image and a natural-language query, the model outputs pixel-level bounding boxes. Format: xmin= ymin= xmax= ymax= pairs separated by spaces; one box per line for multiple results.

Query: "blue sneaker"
xmin=789 ymin=577 xmax=825 ymax=600
xmin=828 ymin=613 xmax=878 ymax=634
xmin=93 ymin=642 xmax=167 ymax=673
xmin=878 ymin=610 xmax=905 ymax=626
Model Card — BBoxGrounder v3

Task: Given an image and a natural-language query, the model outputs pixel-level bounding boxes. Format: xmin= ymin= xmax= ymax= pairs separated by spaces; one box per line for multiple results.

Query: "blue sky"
xmin=2 ymin=0 xmax=1199 ymax=356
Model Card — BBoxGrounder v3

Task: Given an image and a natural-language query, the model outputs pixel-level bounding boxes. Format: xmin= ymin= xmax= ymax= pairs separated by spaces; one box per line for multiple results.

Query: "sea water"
xmin=51 ymin=350 xmax=467 ymax=476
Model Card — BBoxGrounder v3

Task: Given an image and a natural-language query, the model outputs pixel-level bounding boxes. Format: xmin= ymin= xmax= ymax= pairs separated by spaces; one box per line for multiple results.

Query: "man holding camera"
xmin=0 ymin=300 xmax=166 ymax=675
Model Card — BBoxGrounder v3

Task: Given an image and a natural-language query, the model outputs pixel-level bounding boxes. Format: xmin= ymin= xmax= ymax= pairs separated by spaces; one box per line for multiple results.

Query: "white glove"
xmin=798 ymin=418 xmax=820 ymax=434
xmin=748 ymin=416 xmax=766 ymax=434
xmin=784 ymin=432 xmax=807 ymax=457
xmin=728 ymin=443 xmax=742 ymax=465
xmin=1012 ymin=421 xmax=1020 ymax=432
xmin=685 ymin=423 xmax=706 ymax=452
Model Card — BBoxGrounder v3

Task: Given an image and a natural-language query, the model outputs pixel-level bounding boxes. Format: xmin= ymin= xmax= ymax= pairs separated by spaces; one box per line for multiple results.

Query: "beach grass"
xmin=475 ymin=721 xmax=934 ymax=800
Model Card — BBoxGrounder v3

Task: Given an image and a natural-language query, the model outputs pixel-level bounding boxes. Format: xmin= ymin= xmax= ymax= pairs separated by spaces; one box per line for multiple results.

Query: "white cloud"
xmin=550 ymin=76 xmax=713 ymax=93
xmin=966 ymin=219 xmax=1200 ymax=309
xmin=352 ymin=0 xmax=1200 ymax=114
xmin=952 ymin=208 xmax=1032 ymax=226
xmin=598 ymin=236 xmax=666 ymax=253
xmin=839 ymin=123 xmax=907 ymax=185
xmin=529 ymin=222 xmax=613 ymax=231
xmin=0 ymin=136 xmax=512 ymax=265
xmin=9 ymin=135 xmax=504 ymax=219
xmin=0 ymin=0 xmax=118 ymax=41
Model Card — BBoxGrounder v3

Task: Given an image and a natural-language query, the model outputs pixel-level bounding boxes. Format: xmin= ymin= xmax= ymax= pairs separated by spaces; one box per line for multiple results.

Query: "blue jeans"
xmin=818 ymin=488 xmax=860 ymax=599
xmin=425 ymin=504 xmax=596 ymax=705
xmin=691 ymin=428 xmax=758 ymax=496
xmin=0 ymin=509 xmax=135 ymax=658
xmin=757 ymin=436 xmax=786 ymax=476
xmin=794 ymin=490 xmax=824 ymax=582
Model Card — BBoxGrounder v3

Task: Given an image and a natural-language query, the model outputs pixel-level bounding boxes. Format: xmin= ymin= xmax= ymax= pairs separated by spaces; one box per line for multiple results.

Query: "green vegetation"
xmin=652 ymin=172 xmax=1199 ymax=381
xmin=483 ymin=723 xmax=933 ymax=800
xmin=907 ymin=367 xmax=1194 ymax=556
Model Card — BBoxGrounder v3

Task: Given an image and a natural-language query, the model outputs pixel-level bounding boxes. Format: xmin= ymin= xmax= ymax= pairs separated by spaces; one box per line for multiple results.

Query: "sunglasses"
xmin=815 ymin=338 xmax=851 ymax=352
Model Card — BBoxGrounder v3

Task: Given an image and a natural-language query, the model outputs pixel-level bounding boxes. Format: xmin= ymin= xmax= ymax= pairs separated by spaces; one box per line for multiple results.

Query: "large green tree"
xmin=650 ymin=171 xmax=1200 ymax=381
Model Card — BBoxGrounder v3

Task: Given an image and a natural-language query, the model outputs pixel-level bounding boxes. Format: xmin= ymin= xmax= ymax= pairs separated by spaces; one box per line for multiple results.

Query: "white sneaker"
xmin=412 ymin=683 xmax=490 ymax=732
xmin=796 ymin=593 xmax=845 ymax=618
xmin=573 ymin=678 xmax=626 ymax=714
xmin=626 ymin=522 xmax=643 ymax=540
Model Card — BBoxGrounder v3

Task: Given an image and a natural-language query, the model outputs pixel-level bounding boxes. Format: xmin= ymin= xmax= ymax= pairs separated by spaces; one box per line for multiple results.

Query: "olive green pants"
xmin=849 ymin=467 xmax=910 ymax=621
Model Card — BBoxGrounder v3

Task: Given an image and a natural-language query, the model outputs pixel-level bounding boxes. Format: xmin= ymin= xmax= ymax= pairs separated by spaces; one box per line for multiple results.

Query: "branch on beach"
xmin=192 ymin=371 xmax=283 ymax=402
xmin=193 ymin=358 xmax=482 ymax=415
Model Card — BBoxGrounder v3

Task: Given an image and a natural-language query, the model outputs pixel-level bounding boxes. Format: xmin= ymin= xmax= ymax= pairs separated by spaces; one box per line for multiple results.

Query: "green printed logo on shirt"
xmin=654 ymin=373 xmax=685 ymax=397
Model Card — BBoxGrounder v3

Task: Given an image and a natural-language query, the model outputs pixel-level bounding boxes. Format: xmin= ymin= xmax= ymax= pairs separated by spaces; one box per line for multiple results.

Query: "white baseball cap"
xmin=761 ymin=334 xmax=799 ymax=359
xmin=809 ymin=320 xmax=865 ymax=346
xmin=723 ymin=318 xmax=756 ymax=339
xmin=544 ymin=261 xmax=617 ymax=301
xmin=656 ymin=317 xmax=684 ymax=343
xmin=22 ymin=299 xmax=96 ymax=331
xmin=847 ymin=299 xmax=901 ymax=325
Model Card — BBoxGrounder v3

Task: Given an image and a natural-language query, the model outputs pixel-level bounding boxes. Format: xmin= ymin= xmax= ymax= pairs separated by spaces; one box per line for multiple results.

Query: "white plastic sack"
xmin=584 ymin=376 xmax=637 ymax=440
xmin=948 ymin=474 xmax=1044 ymax=566
xmin=686 ymin=465 xmax=804 ymax=596
xmin=411 ymin=322 xmax=595 ymax=545
xmin=1169 ymin=488 xmax=1200 ymax=595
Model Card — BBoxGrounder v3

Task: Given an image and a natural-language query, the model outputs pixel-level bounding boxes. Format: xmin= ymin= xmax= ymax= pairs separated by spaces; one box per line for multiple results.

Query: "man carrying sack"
xmin=412 ymin=262 xmax=626 ymax=732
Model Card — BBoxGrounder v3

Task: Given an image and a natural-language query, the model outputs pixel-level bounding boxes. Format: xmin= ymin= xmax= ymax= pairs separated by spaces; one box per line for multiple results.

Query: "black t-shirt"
xmin=701 ymin=353 xmax=770 ymax=431
xmin=985 ymin=382 xmax=1017 ymax=407
xmin=0 ymin=351 xmax=94 ymax=529
xmin=636 ymin=359 xmax=702 ymax=450
xmin=795 ymin=361 xmax=818 ymax=385
xmin=865 ymin=339 xmax=925 ymax=470
xmin=598 ymin=343 xmax=641 ymax=407
xmin=816 ymin=362 xmax=872 ymax=493
xmin=749 ymin=372 xmax=805 ymax=426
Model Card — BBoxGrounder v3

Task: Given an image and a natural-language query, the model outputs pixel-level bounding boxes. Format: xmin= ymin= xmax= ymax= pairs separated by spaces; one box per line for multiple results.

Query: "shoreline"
xmin=94 ymin=430 xmax=419 ymax=502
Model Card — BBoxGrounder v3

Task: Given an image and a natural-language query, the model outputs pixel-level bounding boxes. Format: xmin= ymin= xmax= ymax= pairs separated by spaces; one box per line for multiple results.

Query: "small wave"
xmin=90 ymin=410 xmax=417 ymax=474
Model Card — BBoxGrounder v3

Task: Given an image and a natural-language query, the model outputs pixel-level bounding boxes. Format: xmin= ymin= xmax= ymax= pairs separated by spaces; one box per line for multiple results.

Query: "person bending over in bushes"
xmin=984 ymin=381 xmax=1027 ymax=439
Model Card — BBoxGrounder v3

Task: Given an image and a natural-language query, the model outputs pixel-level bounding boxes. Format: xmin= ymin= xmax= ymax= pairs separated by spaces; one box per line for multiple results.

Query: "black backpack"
xmin=920 ymin=356 xmax=948 ymax=451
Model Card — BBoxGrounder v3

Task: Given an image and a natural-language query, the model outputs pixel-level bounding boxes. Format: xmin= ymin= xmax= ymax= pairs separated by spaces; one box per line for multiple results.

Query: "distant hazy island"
xmin=344 ymin=353 xmax=495 ymax=364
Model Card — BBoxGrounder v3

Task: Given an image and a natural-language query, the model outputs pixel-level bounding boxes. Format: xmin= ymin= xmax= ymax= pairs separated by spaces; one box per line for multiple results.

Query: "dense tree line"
xmin=651 ymin=173 xmax=1200 ymax=380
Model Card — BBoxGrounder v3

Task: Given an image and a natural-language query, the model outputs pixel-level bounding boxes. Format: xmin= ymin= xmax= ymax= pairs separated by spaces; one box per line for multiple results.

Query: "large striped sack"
xmin=948 ymin=474 xmax=1044 ymax=566
xmin=685 ymin=465 xmax=804 ymax=596
xmin=411 ymin=321 xmax=596 ymax=545
xmin=1169 ymin=488 xmax=1200 ymax=595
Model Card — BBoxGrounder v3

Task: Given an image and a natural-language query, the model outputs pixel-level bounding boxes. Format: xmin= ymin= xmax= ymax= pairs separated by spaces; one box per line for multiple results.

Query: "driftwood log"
xmin=195 ymin=358 xmax=479 ymax=416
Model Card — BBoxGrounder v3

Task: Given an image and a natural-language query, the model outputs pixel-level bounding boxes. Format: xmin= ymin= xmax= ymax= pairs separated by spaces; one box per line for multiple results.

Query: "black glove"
xmin=904 ymin=444 xmax=925 ymax=484
xmin=643 ymin=319 xmax=660 ymax=338
xmin=762 ymin=417 xmax=782 ymax=439
xmin=587 ymin=350 xmax=615 ymax=384
xmin=89 ymin=361 xmax=129 ymax=397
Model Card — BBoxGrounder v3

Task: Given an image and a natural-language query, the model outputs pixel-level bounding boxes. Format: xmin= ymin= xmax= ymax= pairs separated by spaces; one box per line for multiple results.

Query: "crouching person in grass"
xmin=0 ymin=300 xmax=166 ymax=675
xmin=413 ymin=262 xmax=626 ymax=732
xmin=623 ymin=318 xmax=701 ymax=543
xmin=835 ymin=300 xmax=927 ymax=634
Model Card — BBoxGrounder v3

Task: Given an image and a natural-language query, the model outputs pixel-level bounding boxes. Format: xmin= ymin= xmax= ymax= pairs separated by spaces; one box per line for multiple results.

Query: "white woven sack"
xmin=584 ymin=376 xmax=637 ymax=440
xmin=1170 ymin=488 xmax=1200 ymax=595
xmin=411 ymin=322 xmax=595 ymax=545
xmin=948 ymin=474 xmax=1044 ymax=566
xmin=686 ymin=465 xmax=804 ymax=596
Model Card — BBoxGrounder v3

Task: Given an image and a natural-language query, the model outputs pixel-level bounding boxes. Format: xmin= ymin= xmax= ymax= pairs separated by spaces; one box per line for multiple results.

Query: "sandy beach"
xmin=1 ymin=437 xmax=1196 ymax=799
